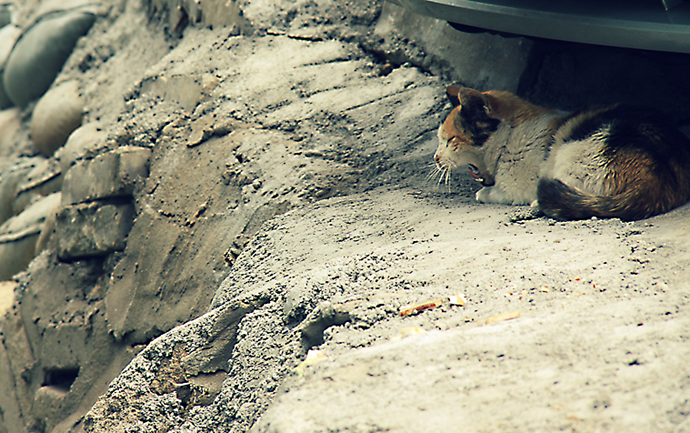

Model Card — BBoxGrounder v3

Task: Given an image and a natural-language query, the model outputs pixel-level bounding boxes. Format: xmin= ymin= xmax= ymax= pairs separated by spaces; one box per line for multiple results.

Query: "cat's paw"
xmin=475 ymin=187 xmax=491 ymax=203
xmin=476 ymin=186 xmax=508 ymax=203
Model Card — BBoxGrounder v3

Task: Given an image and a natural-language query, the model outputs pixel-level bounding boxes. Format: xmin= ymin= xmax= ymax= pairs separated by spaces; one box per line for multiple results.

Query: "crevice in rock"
xmin=42 ymin=367 xmax=79 ymax=392
xmin=295 ymin=301 xmax=355 ymax=352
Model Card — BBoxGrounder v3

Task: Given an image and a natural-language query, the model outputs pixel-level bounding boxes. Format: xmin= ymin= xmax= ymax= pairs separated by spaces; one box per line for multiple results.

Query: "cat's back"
xmin=555 ymin=104 xmax=690 ymax=162
xmin=540 ymin=103 xmax=690 ymax=220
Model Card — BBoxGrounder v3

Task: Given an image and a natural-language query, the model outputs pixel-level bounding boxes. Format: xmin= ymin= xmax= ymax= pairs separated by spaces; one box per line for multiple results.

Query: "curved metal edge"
xmin=390 ymin=0 xmax=690 ymax=54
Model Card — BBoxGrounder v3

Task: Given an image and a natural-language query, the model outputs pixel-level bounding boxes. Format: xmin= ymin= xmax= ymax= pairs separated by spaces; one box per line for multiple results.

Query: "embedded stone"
xmin=55 ymin=122 xmax=107 ymax=173
xmin=0 ymin=108 xmax=22 ymax=157
xmin=13 ymin=158 xmax=63 ymax=216
xmin=0 ymin=157 xmax=42 ymax=225
xmin=0 ymin=25 xmax=22 ymax=110
xmin=0 ymin=193 xmax=61 ymax=281
xmin=3 ymin=10 xmax=96 ymax=107
xmin=30 ymin=80 xmax=84 ymax=157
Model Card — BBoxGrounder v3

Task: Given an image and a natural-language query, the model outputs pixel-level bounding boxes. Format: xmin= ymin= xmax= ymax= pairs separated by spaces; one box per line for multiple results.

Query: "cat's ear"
xmin=481 ymin=93 xmax=495 ymax=117
xmin=456 ymin=87 xmax=491 ymax=115
xmin=446 ymin=85 xmax=461 ymax=107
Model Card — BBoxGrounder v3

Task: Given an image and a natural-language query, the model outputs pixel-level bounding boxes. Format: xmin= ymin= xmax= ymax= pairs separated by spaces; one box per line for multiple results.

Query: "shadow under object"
xmin=387 ymin=0 xmax=690 ymax=53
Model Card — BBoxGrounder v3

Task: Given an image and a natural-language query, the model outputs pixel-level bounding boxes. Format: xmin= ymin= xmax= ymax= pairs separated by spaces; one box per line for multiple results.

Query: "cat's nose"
xmin=434 ymin=153 xmax=440 ymax=164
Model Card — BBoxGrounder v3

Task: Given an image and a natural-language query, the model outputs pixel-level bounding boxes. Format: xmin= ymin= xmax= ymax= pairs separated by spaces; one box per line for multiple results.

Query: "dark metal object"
xmin=387 ymin=0 xmax=690 ymax=53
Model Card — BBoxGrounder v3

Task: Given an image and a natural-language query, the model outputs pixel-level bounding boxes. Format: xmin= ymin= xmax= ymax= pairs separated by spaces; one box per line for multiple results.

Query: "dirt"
xmin=248 ymin=189 xmax=690 ymax=433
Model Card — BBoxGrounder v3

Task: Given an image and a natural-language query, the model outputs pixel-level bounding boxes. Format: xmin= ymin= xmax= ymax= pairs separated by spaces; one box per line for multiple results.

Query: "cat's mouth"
xmin=468 ymin=164 xmax=494 ymax=186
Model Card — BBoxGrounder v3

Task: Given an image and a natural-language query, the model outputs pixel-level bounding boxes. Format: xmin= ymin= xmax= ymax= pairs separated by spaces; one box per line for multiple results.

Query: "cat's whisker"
xmin=426 ymin=158 xmax=456 ymax=192
xmin=425 ymin=166 xmax=439 ymax=183
xmin=444 ymin=168 xmax=452 ymax=193
xmin=435 ymin=170 xmax=443 ymax=186
xmin=428 ymin=165 xmax=441 ymax=184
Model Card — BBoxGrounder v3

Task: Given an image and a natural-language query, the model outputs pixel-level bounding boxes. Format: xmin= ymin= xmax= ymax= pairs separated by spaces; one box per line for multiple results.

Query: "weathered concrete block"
xmin=374 ymin=2 xmax=532 ymax=92
xmin=11 ymin=249 xmax=141 ymax=433
xmin=61 ymin=146 xmax=151 ymax=206
xmin=0 ymin=328 xmax=24 ymax=433
xmin=56 ymin=201 xmax=135 ymax=260
xmin=1 ymin=306 xmax=35 ymax=427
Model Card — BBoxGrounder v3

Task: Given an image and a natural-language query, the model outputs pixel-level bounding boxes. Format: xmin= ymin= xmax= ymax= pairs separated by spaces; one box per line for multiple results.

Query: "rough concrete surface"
xmin=0 ymin=0 xmax=689 ymax=432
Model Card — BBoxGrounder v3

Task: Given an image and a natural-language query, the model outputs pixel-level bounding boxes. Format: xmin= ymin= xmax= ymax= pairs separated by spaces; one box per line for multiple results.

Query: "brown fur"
xmin=483 ymin=90 xmax=557 ymax=126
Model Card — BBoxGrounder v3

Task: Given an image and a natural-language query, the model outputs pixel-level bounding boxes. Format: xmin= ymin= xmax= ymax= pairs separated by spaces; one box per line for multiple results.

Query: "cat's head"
xmin=434 ymin=86 xmax=502 ymax=186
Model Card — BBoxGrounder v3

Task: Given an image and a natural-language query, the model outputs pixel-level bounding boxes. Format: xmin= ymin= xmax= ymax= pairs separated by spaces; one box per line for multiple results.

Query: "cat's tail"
xmin=537 ymin=178 xmax=686 ymax=221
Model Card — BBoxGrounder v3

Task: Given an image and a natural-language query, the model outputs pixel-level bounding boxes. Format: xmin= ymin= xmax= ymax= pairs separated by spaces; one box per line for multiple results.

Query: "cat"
xmin=433 ymin=85 xmax=690 ymax=221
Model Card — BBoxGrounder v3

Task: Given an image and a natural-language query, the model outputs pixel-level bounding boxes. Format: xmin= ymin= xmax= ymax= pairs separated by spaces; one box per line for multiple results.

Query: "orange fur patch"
xmin=442 ymin=108 xmax=472 ymax=146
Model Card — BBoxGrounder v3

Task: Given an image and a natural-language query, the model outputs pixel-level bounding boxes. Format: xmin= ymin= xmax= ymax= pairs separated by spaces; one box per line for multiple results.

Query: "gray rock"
xmin=13 ymin=157 xmax=62 ymax=216
xmin=61 ymin=146 xmax=151 ymax=206
xmin=0 ymin=4 xmax=13 ymax=28
xmin=30 ymin=80 xmax=84 ymax=157
xmin=0 ymin=157 xmax=42 ymax=225
xmin=0 ymin=24 xmax=22 ymax=110
xmin=0 ymin=192 xmax=61 ymax=281
xmin=56 ymin=201 xmax=135 ymax=260
xmin=0 ymin=107 xmax=22 ymax=157
xmin=3 ymin=10 xmax=96 ymax=107
xmin=54 ymin=122 xmax=107 ymax=173
xmin=0 ymin=232 xmax=37 ymax=282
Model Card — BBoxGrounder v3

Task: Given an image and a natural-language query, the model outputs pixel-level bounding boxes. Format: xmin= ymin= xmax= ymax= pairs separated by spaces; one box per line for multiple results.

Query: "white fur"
xmin=542 ymin=125 xmax=611 ymax=195
xmin=474 ymin=114 xmax=562 ymax=205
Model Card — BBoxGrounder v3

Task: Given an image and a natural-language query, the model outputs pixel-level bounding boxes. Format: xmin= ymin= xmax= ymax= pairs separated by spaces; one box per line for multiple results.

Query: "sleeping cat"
xmin=433 ymin=85 xmax=690 ymax=221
